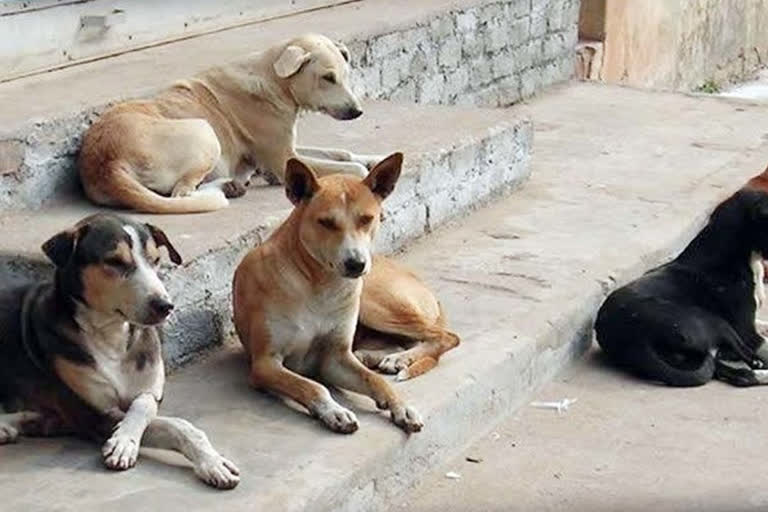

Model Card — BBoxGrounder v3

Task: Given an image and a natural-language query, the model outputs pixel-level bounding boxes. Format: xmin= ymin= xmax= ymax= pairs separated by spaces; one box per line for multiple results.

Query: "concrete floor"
xmin=403 ymin=347 xmax=768 ymax=512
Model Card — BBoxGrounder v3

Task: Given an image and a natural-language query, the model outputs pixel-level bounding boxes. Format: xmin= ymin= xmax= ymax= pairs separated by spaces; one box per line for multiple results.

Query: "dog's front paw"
xmin=311 ymin=401 xmax=359 ymax=434
xmin=102 ymin=434 xmax=140 ymax=470
xmin=0 ymin=423 xmax=19 ymax=445
xmin=195 ymin=453 xmax=240 ymax=490
xmin=390 ymin=403 xmax=423 ymax=433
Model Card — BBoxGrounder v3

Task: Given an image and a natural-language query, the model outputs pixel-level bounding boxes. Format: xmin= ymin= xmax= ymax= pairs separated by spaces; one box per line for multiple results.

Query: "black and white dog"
xmin=595 ymin=188 xmax=768 ymax=387
xmin=0 ymin=213 xmax=239 ymax=488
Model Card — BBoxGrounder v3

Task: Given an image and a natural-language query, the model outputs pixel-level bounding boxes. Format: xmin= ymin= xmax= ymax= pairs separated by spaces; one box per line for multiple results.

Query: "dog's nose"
xmin=342 ymin=106 xmax=363 ymax=120
xmin=149 ymin=297 xmax=175 ymax=318
xmin=343 ymin=257 xmax=366 ymax=277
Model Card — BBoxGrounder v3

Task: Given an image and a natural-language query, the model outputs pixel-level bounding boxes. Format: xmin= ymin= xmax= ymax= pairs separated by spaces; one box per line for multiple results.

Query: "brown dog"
xmin=79 ymin=33 xmax=382 ymax=214
xmin=232 ymin=153 xmax=423 ymax=434
xmin=354 ymin=256 xmax=460 ymax=381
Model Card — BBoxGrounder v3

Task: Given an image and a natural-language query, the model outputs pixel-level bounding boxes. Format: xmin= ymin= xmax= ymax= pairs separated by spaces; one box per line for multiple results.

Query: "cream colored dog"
xmin=232 ymin=153 xmax=423 ymax=434
xmin=79 ymin=33 xmax=383 ymax=214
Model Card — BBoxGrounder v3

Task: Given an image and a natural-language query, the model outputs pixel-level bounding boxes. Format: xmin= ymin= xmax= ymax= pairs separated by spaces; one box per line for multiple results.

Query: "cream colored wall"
xmin=598 ymin=0 xmax=768 ymax=90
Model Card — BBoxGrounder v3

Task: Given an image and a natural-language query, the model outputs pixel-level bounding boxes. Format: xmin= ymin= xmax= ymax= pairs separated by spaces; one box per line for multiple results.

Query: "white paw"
xmin=102 ymin=434 xmax=140 ymax=470
xmin=171 ymin=183 xmax=194 ymax=197
xmin=195 ymin=453 xmax=240 ymax=490
xmin=312 ymin=401 xmax=359 ymax=434
xmin=390 ymin=403 xmax=423 ymax=433
xmin=0 ymin=423 xmax=19 ymax=444
xmin=378 ymin=352 xmax=413 ymax=375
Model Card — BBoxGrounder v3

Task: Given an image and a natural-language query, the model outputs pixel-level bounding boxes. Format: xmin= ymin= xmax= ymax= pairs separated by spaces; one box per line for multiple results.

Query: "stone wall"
xmin=597 ymin=0 xmax=768 ymax=90
xmin=349 ymin=0 xmax=579 ymax=107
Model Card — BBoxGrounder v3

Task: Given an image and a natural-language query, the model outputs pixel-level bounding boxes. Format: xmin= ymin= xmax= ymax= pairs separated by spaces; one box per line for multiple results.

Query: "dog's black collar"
xmin=20 ymin=284 xmax=49 ymax=375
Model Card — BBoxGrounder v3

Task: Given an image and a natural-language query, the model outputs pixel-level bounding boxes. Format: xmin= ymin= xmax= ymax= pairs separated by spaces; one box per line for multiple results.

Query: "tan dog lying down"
xmin=355 ymin=257 xmax=460 ymax=381
xmin=79 ymin=33 xmax=383 ymax=214
xmin=233 ymin=153 xmax=425 ymax=433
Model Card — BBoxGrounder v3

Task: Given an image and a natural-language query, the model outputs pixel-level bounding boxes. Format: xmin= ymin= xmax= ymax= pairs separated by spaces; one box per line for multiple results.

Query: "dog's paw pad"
xmin=0 ymin=423 xmax=19 ymax=445
xmin=102 ymin=434 xmax=139 ymax=470
xmin=314 ymin=403 xmax=359 ymax=434
xmin=195 ymin=454 xmax=240 ymax=490
xmin=391 ymin=404 xmax=423 ymax=433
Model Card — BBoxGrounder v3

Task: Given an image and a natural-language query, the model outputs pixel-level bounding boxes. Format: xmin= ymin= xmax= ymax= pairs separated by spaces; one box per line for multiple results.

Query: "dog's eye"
xmin=358 ymin=214 xmax=374 ymax=227
xmin=151 ymin=256 xmax=161 ymax=266
xmin=317 ymin=217 xmax=339 ymax=230
xmin=322 ymin=73 xmax=336 ymax=84
xmin=104 ymin=257 xmax=129 ymax=272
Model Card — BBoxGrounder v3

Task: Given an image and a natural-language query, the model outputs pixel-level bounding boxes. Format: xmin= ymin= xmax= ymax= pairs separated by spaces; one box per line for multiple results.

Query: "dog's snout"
xmin=344 ymin=106 xmax=363 ymax=121
xmin=345 ymin=106 xmax=363 ymax=120
xmin=335 ymin=105 xmax=362 ymax=120
xmin=343 ymin=257 xmax=366 ymax=277
xmin=149 ymin=296 xmax=175 ymax=318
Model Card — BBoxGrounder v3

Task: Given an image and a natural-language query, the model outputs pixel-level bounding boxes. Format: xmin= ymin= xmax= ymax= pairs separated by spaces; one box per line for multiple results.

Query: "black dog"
xmin=595 ymin=188 xmax=768 ymax=387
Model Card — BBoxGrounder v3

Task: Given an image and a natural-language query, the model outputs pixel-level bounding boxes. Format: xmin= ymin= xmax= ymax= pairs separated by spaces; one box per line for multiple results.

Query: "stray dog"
xmin=354 ymin=256 xmax=460 ymax=381
xmin=595 ymin=188 xmax=768 ymax=387
xmin=233 ymin=153 xmax=423 ymax=433
xmin=79 ymin=33 xmax=382 ymax=214
xmin=0 ymin=214 xmax=239 ymax=489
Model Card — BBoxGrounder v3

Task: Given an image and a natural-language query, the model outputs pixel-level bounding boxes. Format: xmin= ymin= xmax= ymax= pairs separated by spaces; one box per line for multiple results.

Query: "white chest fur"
xmin=55 ymin=307 xmax=164 ymax=413
xmin=267 ymin=279 xmax=361 ymax=373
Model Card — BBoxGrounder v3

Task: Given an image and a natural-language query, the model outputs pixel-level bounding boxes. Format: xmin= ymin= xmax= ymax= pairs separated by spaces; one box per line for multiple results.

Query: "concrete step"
xmin=0 ymin=100 xmax=532 ymax=368
xmin=2 ymin=83 xmax=768 ymax=511
xmin=0 ymin=0 xmax=577 ymax=209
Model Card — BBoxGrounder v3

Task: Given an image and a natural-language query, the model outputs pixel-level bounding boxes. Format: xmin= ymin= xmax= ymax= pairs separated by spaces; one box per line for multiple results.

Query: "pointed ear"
xmin=273 ymin=45 xmax=313 ymax=78
xmin=285 ymin=158 xmax=320 ymax=206
xmin=362 ymin=152 xmax=403 ymax=201
xmin=334 ymin=40 xmax=350 ymax=62
xmin=42 ymin=227 xmax=80 ymax=267
xmin=145 ymin=223 xmax=182 ymax=265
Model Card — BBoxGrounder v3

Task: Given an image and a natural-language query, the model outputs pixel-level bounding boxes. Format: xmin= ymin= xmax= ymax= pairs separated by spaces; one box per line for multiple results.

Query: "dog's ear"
xmin=363 ymin=152 xmax=403 ymax=201
xmin=285 ymin=158 xmax=320 ymax=206
xmin=42 ymin=227 xmax=82 ymax=267
xmin=145 ymin=223 xmax=182 ymax=265
xmin=334 ymin=41 xmax=350 ymax=63
xmin=274 ymin=45 xmax=313 ymax=78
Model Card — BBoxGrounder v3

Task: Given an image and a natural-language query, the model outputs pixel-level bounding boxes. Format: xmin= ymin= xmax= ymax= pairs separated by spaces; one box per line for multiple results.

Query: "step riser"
xmin=0 ymin=118 xmax=533 ymax=368
xmin=0 ymin=0 xmax=576 ymax=211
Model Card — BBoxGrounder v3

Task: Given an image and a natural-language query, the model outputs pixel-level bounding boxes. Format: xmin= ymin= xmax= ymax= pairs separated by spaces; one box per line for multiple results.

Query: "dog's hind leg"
xmin=715 ymin=357 xmax=768 ymax=386
xmin=296 ymin=146 xmax=386 ymax=171
xmin=141 ymin=416 xmax=240 ymax=489
xmin=294 ymin=155 xmax=368 ymax=177
xmin=362 ymin=305 xmax=461 ymax=381
xmin=0 ymin=411 xmax=41 ymax=444
xmin=102 ymin=393 xmax=157 ymax=471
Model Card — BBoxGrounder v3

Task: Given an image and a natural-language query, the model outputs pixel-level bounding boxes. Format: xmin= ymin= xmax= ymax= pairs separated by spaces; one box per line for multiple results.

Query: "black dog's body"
xmin=595 ymin=189 xmax=768 ymax=387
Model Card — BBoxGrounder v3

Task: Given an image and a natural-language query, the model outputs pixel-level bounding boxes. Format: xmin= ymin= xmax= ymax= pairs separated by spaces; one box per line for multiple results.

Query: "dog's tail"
xmin=86 ymin=162 xmax=229 ymax=214
xmin=632 ymin=340 xmax=715 ymax=387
